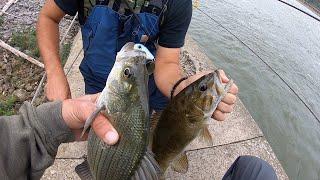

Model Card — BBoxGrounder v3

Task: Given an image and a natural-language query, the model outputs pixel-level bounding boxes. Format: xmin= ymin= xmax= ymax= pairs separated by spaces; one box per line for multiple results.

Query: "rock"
xmin=0 ymin=61 xmax=4 ymax=69
xmin=26 ymin=84 xmax=33 ymax=91
xmin=8 ymin=88 xmax=14 ymax=94
xmin=180 ymin=50 xmax=196 ymax=76
xmin=5 ymin=64 xmax=12 ymax=75
xmin=13 ymin=89 xmax=28 ymax=102
xmin=2 ymin=84 xmax=9 ymax=92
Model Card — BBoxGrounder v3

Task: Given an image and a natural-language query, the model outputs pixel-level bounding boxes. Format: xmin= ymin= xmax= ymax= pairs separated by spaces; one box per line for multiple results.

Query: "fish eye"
xmin=124 ymin=68 xmax=133 ymax=78
xmin=199 ymin=84 xmax=207 ymax=92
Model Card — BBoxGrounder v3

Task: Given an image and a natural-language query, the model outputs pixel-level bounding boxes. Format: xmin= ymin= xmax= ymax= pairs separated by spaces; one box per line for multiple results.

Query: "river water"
xmin=188 ymin=0 xmax=320 ymax=179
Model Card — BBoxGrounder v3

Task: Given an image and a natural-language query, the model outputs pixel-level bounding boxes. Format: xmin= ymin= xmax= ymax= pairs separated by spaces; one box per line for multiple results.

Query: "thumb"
xmin=91 ymin=114 xmax=119 ymax=145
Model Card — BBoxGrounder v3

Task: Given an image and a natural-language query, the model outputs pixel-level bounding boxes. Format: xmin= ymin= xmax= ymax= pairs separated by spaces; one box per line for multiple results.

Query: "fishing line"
xmin=195 ymin=7 xmax=320 ymax=124
xmin=276 ymin=0 xmax=320 ymax=22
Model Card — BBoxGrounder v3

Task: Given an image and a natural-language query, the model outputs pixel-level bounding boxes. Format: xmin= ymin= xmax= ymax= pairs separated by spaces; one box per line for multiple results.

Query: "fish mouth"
xmin=117 ymin=42 xmax=147 ymax=59
xmin=198 ymin=70 xmax=223 ymax=115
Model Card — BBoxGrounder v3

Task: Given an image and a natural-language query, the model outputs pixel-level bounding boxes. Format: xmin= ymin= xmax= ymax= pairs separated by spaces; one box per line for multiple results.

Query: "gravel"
xmin=0 ymin=0 xmax=79 ymax=43
xmin=0 ymin=0 xmax=80 ymax=113
xmin=0 ymin=48 xmax=45 ymax=112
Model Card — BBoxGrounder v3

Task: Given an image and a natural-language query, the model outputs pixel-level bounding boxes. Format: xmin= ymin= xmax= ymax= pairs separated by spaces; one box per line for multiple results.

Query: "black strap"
xmin=170 ymin=77 xmax=188 ymax=100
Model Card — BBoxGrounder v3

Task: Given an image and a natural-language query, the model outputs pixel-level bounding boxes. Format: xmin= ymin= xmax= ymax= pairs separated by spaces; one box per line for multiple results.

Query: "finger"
xmin=91 ymin=114 xmax=119 ymax=145
xmin=217 ymin=102 xmax=234 ymax=113
xmin=218 ymin=69 xmax=229 ymax=83
xmin=229 ymin=83 xmax=239 ymax=95
xmin=212 ymin=110 xmax=226 ymax=121
xmin=222 ymin=93 xmax=237 ymax=105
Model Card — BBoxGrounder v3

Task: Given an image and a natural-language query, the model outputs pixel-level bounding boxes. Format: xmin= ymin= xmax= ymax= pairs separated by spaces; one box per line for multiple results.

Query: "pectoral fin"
xmin=131 ymin=150 xmax=161 ymax=180
xmin=81 ymin=105 xmax=106 ymax=138
xmin=171 ymin=152 xmax=189 ymax=174
xmin=75 ymin=160 xmax=93 ymax=180
xmin=200 ymin=125 xmax=213 ymax=146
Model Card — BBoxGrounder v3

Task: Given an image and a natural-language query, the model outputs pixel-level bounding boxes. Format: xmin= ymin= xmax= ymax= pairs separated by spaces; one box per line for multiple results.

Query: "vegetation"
xmin=0 ymin=96 xmax=17 ymax=116
xmin=61 ymin=42 xmax=72 ymax=66
xmin=10 ymin=28 xmax=40 ymax=58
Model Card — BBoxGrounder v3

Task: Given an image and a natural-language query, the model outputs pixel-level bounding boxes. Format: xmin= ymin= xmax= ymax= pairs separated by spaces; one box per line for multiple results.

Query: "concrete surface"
xmin=42 ymin=31 xmax=288 ymax=179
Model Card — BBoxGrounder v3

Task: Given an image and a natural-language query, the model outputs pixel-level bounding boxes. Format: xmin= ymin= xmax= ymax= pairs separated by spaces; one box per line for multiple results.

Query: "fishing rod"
xmin=194 ymin=7 xmax=320 ymax=124
xmin=276 ymin=0 xmax=320 ymax=22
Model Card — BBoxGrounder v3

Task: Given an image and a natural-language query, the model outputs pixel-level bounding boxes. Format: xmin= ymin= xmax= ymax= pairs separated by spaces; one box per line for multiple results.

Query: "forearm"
xmin=154 ymin=60 xmax=185 ymax=98
xmin=37 ymin=13 xmax=63 ymax=76
xmin=154 ymin=46 xmax=189 ymax=98
xmin=0 ymin=102 xmax=74 ymax=179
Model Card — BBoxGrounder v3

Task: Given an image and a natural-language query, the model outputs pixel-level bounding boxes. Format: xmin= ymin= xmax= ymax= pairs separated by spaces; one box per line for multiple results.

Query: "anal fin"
xmin=75 ymin=160 xmax=93 ymax=180
xmin=171 ymin=152 xmax=189 ymax=174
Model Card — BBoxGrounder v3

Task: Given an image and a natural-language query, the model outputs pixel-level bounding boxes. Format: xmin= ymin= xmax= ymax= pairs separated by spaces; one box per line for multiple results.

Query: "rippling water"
xmin=189 ymin=0 xmax=320 ymax=179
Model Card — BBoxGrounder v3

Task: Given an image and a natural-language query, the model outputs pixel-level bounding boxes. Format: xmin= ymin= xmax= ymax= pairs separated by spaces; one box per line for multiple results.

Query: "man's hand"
xmin=212 ymin=70 xmax=238 ymax=121
xmin=61 ymin=94 xmax=119 ymax=145
xmin=45 ymin=72 xmax=71 ymax=101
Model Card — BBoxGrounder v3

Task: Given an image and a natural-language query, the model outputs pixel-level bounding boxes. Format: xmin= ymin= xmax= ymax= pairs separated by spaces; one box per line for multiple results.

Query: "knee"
xmin=237 ymin=156 xmax=272 ymax=168
xmin=236 ymin=155 xmax=278 ymax=180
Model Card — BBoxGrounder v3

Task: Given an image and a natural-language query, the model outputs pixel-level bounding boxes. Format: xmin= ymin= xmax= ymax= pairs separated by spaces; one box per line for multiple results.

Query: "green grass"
xmin=61 ymin=43 xmax=71 ymax=66
xmin=0 ymin=96 xmax=17 ymax=116
xmin=10 ymin=28 xmax=40 ymax=58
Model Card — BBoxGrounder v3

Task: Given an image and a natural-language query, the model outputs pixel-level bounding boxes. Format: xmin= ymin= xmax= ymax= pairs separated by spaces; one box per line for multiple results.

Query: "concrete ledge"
xmin=42 ymin=159 xmax=83 ymax=179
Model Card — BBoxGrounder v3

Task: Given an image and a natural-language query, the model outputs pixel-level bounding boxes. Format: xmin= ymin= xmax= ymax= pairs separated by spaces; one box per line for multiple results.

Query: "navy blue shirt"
xmin=54 ymin=0 xmax=192 ymax=48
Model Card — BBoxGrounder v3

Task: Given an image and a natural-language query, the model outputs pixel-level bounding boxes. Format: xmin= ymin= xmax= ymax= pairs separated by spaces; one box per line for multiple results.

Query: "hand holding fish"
xmin=62 ymin=93 xmax=119 ymax=145
xmin=173 ymin=69 xmax=239 ymax=121
xmin=213 ymin=70 xmax=238 ymax=121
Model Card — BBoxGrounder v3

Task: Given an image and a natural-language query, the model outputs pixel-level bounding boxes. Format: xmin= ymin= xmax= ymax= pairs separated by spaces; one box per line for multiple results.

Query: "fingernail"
xmin=104 ymin=131 xmax=119 ymax=145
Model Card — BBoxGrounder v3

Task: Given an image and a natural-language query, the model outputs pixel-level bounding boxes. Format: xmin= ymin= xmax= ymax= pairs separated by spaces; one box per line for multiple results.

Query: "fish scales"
xmin=87 ymin=69 xmax=148 ymax=179
xmin=76 ymin=43 xmax=159 ymax=180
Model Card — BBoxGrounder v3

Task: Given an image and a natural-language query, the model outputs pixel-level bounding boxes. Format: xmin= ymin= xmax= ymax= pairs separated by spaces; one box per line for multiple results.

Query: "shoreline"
xmin=297 ymin=0 xmax=320 ymax=17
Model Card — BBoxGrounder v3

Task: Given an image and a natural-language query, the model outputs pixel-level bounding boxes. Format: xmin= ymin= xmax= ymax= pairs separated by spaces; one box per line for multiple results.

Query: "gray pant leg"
xmin=222 ymin=156 xmax=278 ymax=180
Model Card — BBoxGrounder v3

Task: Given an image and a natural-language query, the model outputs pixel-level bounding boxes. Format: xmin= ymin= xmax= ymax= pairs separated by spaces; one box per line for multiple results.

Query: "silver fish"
xmin=76 ymin=42 xmax=160 ymax=180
